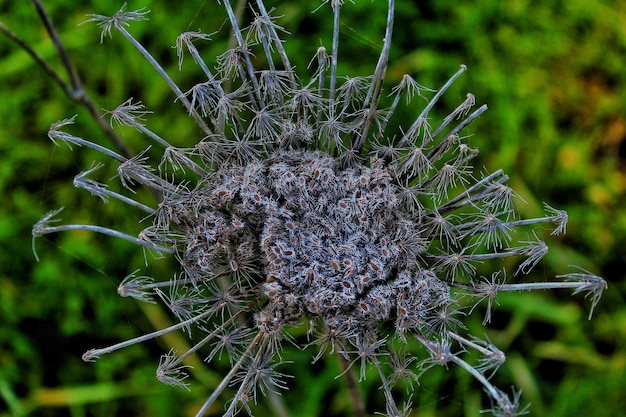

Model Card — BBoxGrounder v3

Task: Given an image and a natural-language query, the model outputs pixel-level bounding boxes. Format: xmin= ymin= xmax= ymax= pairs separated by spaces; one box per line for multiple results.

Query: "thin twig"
xmin=355 ymin=0 xmax=395 ymax=153
xmin=0 ymin=21 xmax=73 ymax=98
xmin=31 ymin=0 xmax=81 ymax=92
xmin=0 ymin=2 xmax=134 ymax=158
xmin=336 ymin=353 xmax=366 ymax=417
xmin=32 ymin=0 xmax=134 ymax=159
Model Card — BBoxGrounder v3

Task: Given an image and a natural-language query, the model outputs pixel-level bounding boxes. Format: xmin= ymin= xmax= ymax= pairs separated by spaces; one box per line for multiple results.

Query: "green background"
xmin=1 ymin=0 xmax=624 ymax=416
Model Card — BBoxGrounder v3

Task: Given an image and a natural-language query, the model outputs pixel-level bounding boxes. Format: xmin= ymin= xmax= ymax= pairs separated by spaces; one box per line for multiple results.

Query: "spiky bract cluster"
xmin=33 ymin=2 xmax=606 ymax=417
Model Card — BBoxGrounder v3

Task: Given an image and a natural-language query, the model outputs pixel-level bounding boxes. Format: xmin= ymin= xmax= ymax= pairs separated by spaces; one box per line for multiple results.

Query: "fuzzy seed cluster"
xmin=179 ymin=149 xmax=449 ymax=336
xmin=31 ymin=3 xmax=607 ymax=417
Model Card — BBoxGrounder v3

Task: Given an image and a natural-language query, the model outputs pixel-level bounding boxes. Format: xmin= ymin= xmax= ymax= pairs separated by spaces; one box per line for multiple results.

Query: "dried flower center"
xmin=181 ymin=149 xmax=450 ymax=333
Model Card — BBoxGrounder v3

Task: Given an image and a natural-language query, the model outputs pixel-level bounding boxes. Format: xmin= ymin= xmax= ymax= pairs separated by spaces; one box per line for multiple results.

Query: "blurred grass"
xmin=1 ymin=0 xmax=625 ymax=416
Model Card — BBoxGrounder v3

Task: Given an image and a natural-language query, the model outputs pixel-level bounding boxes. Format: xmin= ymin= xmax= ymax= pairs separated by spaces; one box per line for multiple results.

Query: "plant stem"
xmin=337 ymin=353 xmax=366 ymax=417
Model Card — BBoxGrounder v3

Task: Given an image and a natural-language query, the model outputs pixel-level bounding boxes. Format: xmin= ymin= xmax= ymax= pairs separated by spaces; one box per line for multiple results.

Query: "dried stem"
xmin=0 ymin=1 xmax=134 ymax=158
xmin=336 ymin=352 xmax=366 ymax=417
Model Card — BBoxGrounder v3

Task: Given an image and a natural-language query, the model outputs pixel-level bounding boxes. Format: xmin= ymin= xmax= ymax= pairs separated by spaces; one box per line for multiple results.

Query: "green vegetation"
xmin=1 ymin=1 xmax=624 ymax=416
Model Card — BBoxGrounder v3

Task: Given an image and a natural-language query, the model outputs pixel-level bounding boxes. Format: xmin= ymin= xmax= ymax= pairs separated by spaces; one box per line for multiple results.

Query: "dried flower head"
xmin=33 ymin=1 xmax=606 ymax=417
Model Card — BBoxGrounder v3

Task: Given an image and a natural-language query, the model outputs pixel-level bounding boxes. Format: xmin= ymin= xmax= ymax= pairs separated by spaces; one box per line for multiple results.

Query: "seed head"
xmin=34 ymin=2 xmax=606 ymax=417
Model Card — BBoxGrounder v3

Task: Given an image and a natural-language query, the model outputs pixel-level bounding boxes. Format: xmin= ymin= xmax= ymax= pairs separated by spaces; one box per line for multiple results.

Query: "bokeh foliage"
xmin=1 ymin=0 xmax=624 ymax=416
